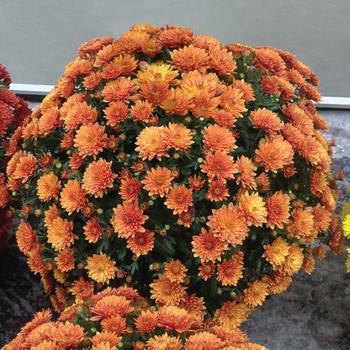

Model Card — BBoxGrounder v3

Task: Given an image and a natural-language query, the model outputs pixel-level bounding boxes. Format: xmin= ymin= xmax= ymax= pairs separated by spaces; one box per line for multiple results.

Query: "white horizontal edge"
xmin=9 ymin=83 xmax=350 ymax=109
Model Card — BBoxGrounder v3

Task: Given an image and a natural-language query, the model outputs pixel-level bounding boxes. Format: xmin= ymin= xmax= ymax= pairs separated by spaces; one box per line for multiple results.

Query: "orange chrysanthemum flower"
xmin=74 ymin=123 xmax=107 ymax=158
xmin=265 ymin=191 xmax=290 ymax=229
xmin=286 ymin=208 xmax=315 ymax=243
xmin=70 ymin=277 xmax=94 ymax=301
xmin=312 ymin=205 xmax=331 ymax=233
xmin=208 ymin=203 xmax=248 ymax=245
xmin=209 ymin=46 xmax=236 ymax=75
xmin=83 ymin=72 xmax=103 ymax=89
xmin=86 ymin=253 xmax=117 ymax=284
xmin=164 ymin=260 xmax=187 ymax=283
xmin=250 ymin=108 xmax=283 ymax=134
xmin=83 ymin=217 xmax=103 ymax=243
xmin=135 ymin=126 xmax=169 ymax=160
xmin=37 ymin=172 xmax=61 ymax=202
xmin=127 ymin=230 xmax=154 ymax=256
xmin=198 ymin=261 xmax=215 ymax=281
xmin=281 ymin=244 xmax=304 ymax=276
xmin=171 ymin=45 xmax=209 ymax=71
xmin=214 ymin=300 xmax=252 ymax=327
xmin=135 ymin=310 xmax=158 ymax=333
xmin=61 ymin=101 xmax=98 ymax=130
xmin=91 ymin=295 xmax=133 ymax=321
xmin=38 ymin=107 xmax=60 ymax=136
xmin=55 ymin=248 xmax=75 ymax=272
xmin=263 ymin=237 xmax=290 ymax=270
xmin=100 ymin=315 xmax=127 ymax=335
xmin=130 ymin=100 xmax=154 ymax=123
xmin=217 ymin=252 xmax=244 ymax=286
xmin=147 ymin=334 xmax=182 ymax=350
xmin=192 ymin=229 xmax=227 ymax=262
xmin=235 ymin=156 xmax=257 ymax=190
xmin=16 ymin=220 xmax=38 ymax=256
xmin=238 ymin=192 xmax=267 ymax=227
xmin=165 ymin=185 xmax=193 ymax=214
xmin=60 ymin=180 xmax=86 ymax=215
xmin=150 ymin=276 xmax=186 ymax=305
xmin=207 ymin=179 xmax=229 ymax=202
xmin=47 ymin=217 xmax=75 ymax=251
xmin=185 ymin=332 xmax=223 ymax=350
xmin=255 ymin=135 xmax=294 ymax=173
xmin=54 ymin=322 xmax=84 ymax=348
xmin=201 ymin=151 xmax=236 ymax=180
xmin=112 ymin=202 xmax=148 ymax=238
xmin=163 ymin=123 xmax=194 ymax=152
xmin=220 ymin=86 xmax=247 ymax=117
xmin=157 ymin=305 xmax=195 ymax=333
xmin=202 ymin=124 xmax=236 ymax=153
xmin=102 ymin=77 xmax=137 ymax=102
xmin=13 ymin=153 xmax=37 ymax=182
xmin=142 ymin=167 xmax=174 ymax=197
xmin=82 ymin=159 xmax=116 ymax=197
xmin=255 ymin=48 xmax=285 ymax=73
xmin=104 ymin=101 xmax=129 ymax=126
xmin=243 ymin=280 xmax=269 ymax=308
xmin=160 ymin=88 xmax=191 ymax=116
xmin=119 ymin=177 xmax=141 ymax=202
xmin=232 ymin=79 xmax=255 ymax=101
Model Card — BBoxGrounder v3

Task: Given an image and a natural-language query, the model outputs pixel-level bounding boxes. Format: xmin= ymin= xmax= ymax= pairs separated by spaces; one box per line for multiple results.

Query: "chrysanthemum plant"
xmin=342 ymin=189 xmax=350 ymax=271
xmin=7 ymin=24 xmax=341 ymax=320
xmin=5 ymin=285 xmax=267 ymax=350
xmin=0 ymin=64 xmax=31 ymax=251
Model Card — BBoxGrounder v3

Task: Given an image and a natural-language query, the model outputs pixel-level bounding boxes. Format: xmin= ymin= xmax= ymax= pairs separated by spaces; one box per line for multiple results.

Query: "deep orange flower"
xmin=217 ymin=252 xmax=244 ymax=286
xmin=60 ymin=180 xmax=86 ymax=215
xmin=198 ymin=261 xmax=215 ymax=281
xmin=232 ymin=79 xmax=255 ymax=101
xmin=13 ymin=153 xmax=37 ymax=182
xmin=212 ymin=110 xmax=237 ymax=127
xmin=312 ymin=205 xmax=331 ymax=233
xmin=220 ymin=86 xmax=247 ymax=117
xmin=135 ymin=310 xmax=158 ymax=333
xmin=263 ymin=237 xmax=290 ymax=270
xmin=62 ymin=101 xmax=98 ymax=130
xmin=202 ymin=124 xmax=236 ymax=153
xmin=90 ymin=331 xmax=121 ymax=348
xmin=238 ymin=192 xmax=267 ymax=227
xmin=38 ymin=107 xmax=60 ymax=136
xmin=37 ymin=172 xmax=61 ymax=202
xmin=100 ymin=315 xmax=127 ymax=335
xmin=142 ymin=167 xmax=174 ymax=197
xmin=54 ymin=322 xmax=84 ymax=348
xmin=83 ymin=72 xmax=103 ymax=90
xmin=201 ymin=151 xmax=236 ymax=180
xmin=171 ymin=45 xmax=209 ymax=71
xmin=55 ymin=248 xmax=75 ymax=272
xmin=150 ymin=276 xmax=186 ymax=305
xmin=235 ymin=156 xmax=257 ymax=190
xmin=112 ymin=202 xmax=148 ymax=238
xmin=255 ymin=48 xmax=285 ymax=73
xmin=265 ymin=191 xmax=290 ymax=229
xmin=286 ymin=208 xmax=316 ymax=243
xmin=135 ymin=126 xmax=169 ymax=160
xmin=208 ymin=203 xmax=248 ymax=245
xmin=250 ymin=108 xmax=283 ymax=134
xmin=243 ymin=280 xmax=269 ymax=307
xmin=189 ymin=174 xmax=205 ymax=191
xmin=130 ymin=100 xmax=154 ymax=122
xmin=163 ymin=123 xmax=194 ymax=152
xmin=160 ymin=27 xmax=192 ymax=47
xmin=160 ymin=88 xmax=191 ymax=116
xmin=82 ymin=159 xmax=116 ymax=197
xmin=255 ymin=135 xmax=294 ymax=173
xmin=165 ymin=185 xmax=193 ymax=214
xmin=157 ymin=305 xmax=195 ymax=333
xmin=214 ymin=300 xmax=251 ymax=327
xmin=164 ymin=260 xmax=187 ymax=283
xmin=147 ymin=334 xmax=182 ymax=350
xmin=70 ymin=277 xmax=94 ymax=301
xmin=74 ymin=123 xmax=107 ymax=158
xmin=192 ymin=229 xmax=227 ymax=262
xmin=102 ymin=77 xmax=137 ymax=102
xmin=209 ymin=46 xmax=236 ymax=75
xmin=127 ymin=230 xmax=154 ymax=256
xmin=281 ymin=244 xmax=304 ymax=276
xmin=69 ymin=152 xmax=84 ymax=170
xmin=260 ymin=75 xmax=280 ymax=94
xmin=16 ymin=220 xmax=38 ymax=256
xmin=83 ymin=217 xmax=103 ymax=243
xmin=185 ymin=331 xmax=223 ymax=350
xmin=86 ymin=253 xmax=117 ymax=284
xmin=47 ymin=217 xmax=75 ymax=251
xmin=104 ymin=101 xmax=129 ymax=126
xmin=207 ymin=179 xmax=229 ymax=202
xmin=119 ymin=177 xmax=141 ymax=202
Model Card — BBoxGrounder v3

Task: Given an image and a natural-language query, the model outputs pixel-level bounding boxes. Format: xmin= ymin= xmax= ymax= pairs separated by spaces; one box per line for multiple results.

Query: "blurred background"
xmin=0 ymin=0 xmax=349 ymax=97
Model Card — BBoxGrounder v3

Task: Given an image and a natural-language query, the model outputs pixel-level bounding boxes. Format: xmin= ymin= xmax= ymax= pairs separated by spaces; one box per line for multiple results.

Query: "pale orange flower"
xmin=217 ymin=252 xmax=244 ymax=286
xmin=135 ymin=310 xmax=158 ymax=333
xmin=135 ymin=126 xmax=169 ymax=160
xmin=157 ymin=305 xmax=195 ymax=333
xmin=13 ymin=153 xmax=37 ymax=182
xmin=37 ymin=173 xmax=61 ymax=202
xmin=202 ymin=124 xmax=236 ymax=153
xmin=16 ymin=220 xmax=38 ymax=256
xmin=163 ymin=122 xmax=194 ymax=152
xmin=61 ymin=101 xmax=98 ymax=130
xmin=130 ymin=100 xmax=154 ymax=122
xmin=82 ymin=159 xmax=116 ymax=197
xmin=165 ymin=185 xmax=193 ymax=214
xmin=255 ymin=48 xmax=285 ymax=73
xmin=185 ymin=332 xmax=223 ymax=350
xmin=38 ymin=107 xmax=60 ymax=136
xmin=209 ymin=46 xmax=236 ymax=75
xmin=150 ymin=276 xmax=186 ymax=305
xmin=142 ymin=167 xmax=174 ymax=197
xmin=86 ymin=253 xmax=117 ymax=284
xmin=201 ymin=151 xmax=236 ymax=180
xmin=238 ymin=192 xmax=267 ymax=227
xmin=112 ymin=202 xmax=148 ymax=238
xmin=83 ymin=217 xmax=103 ymax=243
xmin=104 ymin=101 xmax=129 ymax=126
xmin=100 ymin=315 xmax=127 ymax=335
xmin=60 ymin=180 xmax=86 ymax=215
xmin=220 ymin=86 xmax=247 ymax=117
xmin=102 ymin=77 xmax=137 ymax=102
xmin=255 ymin=135 xmax=294 ymax=173
xmin=160 ymin=88 xmax=191 ymax=116
xmin=263 ymin=237 xmax=290 ymax=270
xmin=250 ymin=108 xmax=283 ymax=134
xmin=235 ymin=156 xmax=257 ymax=190
xmin=171 ymin=44 xmax=209 ymax=71
xmin=74 ymin=123 xmax=107 ymax=158
xmin=147 ymin=334 xmax=182 ymax=350
xmin=47 ymin=217 xmax=75 ymax=251
xmin=55 ymin=248 xmax=75 ymax=272
xmin=214 ymin=300 xmax=251 ymax=327
xmin=286 ymin=208 xmax=315 ymax=243
xmin=232 ymin=79 xmax=255 ymax=101
xmin=281 ymin=245 xmax=304 ymax=276
xmin=53 ymin=322 xmax=84 ymax=348
xmin=243 ymin=280 xmax=269 ymax=307
xmin=208 ymin=203 xmax=248 ymax=245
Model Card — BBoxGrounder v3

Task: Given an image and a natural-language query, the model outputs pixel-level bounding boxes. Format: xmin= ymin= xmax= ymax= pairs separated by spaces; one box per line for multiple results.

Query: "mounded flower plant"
xmin=6 ymin=24 xmax=341 ymax=325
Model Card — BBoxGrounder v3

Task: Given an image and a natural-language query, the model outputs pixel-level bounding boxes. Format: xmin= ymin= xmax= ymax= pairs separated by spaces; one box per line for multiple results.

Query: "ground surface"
xmin=0 ymin=108 xmax=349 ymax=348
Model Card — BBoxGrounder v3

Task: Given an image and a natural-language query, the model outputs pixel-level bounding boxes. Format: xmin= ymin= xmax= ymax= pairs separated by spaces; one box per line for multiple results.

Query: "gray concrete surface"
xmin=0 ymin=0 xmax=350 ymax=97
